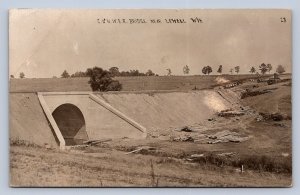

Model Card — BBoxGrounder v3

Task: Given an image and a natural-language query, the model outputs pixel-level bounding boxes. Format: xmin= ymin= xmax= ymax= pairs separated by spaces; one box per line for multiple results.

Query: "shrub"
xmin=86 ymin=67 xmax=122 ymax=91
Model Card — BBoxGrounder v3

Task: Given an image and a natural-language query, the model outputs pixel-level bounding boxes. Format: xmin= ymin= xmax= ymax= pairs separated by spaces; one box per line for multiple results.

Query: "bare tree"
xmin=234 ymin=66 xmax=240 ymax=74
xmin=166 ymin=68 xmax=172 ymax=76
xmin=19 ymin=72 xmax=25 ymax=79
xmin=183 ymin=65 xmax=190 ymax=75
xmin=249 ymin=66 xmax=256 ymax=74
xmin=259 ymin=63 xmax=268 ymax=75
xmin=217 ymin=65 xmax=223 ymax=74
xmin=267 ymin=64 xmax=272 ymax=74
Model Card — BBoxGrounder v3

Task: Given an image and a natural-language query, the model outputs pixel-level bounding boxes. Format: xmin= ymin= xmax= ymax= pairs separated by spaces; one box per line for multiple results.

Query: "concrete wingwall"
xmin=40 ymin=92 xmax=146 ymax=148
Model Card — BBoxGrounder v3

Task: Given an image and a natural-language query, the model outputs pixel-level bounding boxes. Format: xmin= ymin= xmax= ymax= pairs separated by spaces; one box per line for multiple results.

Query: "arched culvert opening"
xmin=52 ymin=103 xmax=88 ymax=145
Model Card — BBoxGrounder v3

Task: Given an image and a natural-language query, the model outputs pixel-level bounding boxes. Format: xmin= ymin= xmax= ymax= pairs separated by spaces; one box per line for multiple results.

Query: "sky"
xmin=9 ymin=9 xmax=292 ymax=78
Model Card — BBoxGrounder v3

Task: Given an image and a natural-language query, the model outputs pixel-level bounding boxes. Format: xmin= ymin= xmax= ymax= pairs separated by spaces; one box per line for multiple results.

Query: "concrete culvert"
xmin=52 ymin=103 xmax=88 ymax=145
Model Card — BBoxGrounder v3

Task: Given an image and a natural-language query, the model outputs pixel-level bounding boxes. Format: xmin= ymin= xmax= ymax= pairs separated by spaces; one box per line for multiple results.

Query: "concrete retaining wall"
xmin=10 ymin=90 xmax=232 ymax=148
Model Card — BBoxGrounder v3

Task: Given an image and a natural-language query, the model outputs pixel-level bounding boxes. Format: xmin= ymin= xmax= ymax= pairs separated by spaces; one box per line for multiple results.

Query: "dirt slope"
xmin=241 ymin=82 xmax=292 ymax=116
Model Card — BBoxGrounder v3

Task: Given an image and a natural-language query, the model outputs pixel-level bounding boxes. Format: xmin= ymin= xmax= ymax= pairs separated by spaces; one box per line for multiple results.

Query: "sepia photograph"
xmin=9 ymin=9 xmax=292 ymax=187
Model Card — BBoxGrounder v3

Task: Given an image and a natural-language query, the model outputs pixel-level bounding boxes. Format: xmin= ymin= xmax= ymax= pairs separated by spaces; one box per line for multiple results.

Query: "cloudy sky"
xmin=9 ymin=9 xmax=291 ymax=78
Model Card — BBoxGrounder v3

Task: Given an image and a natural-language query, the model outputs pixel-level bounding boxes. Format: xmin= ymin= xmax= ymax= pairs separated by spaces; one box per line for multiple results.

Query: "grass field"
xmin=9 ymin=74 xmax=273 ymax=92
xmin=10 ymin=142 xmax=291 ymax=187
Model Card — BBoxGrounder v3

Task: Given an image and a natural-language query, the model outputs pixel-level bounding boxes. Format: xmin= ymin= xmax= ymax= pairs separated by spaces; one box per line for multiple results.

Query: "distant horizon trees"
xmin=259 ymin=63 xmax=268 ymax=75
xmin=58 ymin=67 xmax=159 ymax=78
xmin=267 ymin=64 xmax=272 ymax=73
xmin=276 ymin=65 xmax=286 ymax=74
xmin=166 ymin=68 xmax=172 ymax=76
xmin=61 ymin=70 xmax=70 ymax=78
xmin=19 ymin=72 xmax=25 ymax=79
xmin=109 ymin=67 xmax=120 ymax=76
xmin=202 ymin=66 xmax=212 ymax=75
xmin=249 ymin=66 xmax=256 ymax=74
xmin=146 ymin=69 xmax=155 ymax=76
xmin=183 ymin=65 xmax=190 ymax=75
xmin=217 ymin=65 xmax=223 ymax=74
xmin=234 ymin=66 xmax=240 ymax=74
xmin=52 ymin=63 xmax=287 ymax=79
xmin=70 ymin=71 xmax=86 ymax=78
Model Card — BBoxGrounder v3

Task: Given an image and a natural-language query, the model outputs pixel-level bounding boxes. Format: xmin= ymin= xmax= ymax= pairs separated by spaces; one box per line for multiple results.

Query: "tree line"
xmin=165 ymin=63 xmax=286 ymax=76
xmin=59 ymin=67 xmax=158 ymax=79
xmin=59 ymin=67 xmax=159 ymax=92
xmin=10 ymin=63 xmax=286 ymax=81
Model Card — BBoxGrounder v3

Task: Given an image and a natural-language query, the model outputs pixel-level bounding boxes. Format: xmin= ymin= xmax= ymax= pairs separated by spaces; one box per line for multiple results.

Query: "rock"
xmin=218 ymin=110 xmax=245 ymax=117
xmin=206 ymin=130 xmax=249 ymax=144
xmin=172 ymin=135 xmax=194 ymax=142
xmin=44 ymin=143 xmax=51 ymax=149
xmin=256 ymin=116 xmax=263 ymax=121
xmin=191 ymin=154 xmax=204 ymax=158
xmin=273 ymin=123 xmax=286 ymax=127
xmin=178 ymin=126 xmax=193 ymax=132
xmin=271 ymin=113 xmax=284 ymax=121
xmin=260 ymin=112 xmax=284 ymax=121
xmin=217 ymin=152 xmax=236 ymax=157
xmin=126 ymin=146 xmax=156 ymax=154
xmin=186 ymin=154 xmax=206 ymax=162
xmin=281 ymin=153 xmax=289 ymax=157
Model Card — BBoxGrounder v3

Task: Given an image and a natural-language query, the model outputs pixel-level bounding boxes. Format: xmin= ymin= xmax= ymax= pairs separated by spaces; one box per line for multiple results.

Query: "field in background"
xmin=9 ymin=74 xmax=273 ymax=92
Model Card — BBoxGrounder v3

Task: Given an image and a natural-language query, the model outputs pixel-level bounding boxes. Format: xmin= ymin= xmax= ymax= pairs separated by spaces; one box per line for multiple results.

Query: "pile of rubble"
xmin=241 ymin=89 xmax=270 ymax=99
xmin=217 ymin=109 xmax=245 ymax=117
xmin=170 ymin=128 xmax=250 ymax=144
xmin=205 ymin=130 xmax=250 ymax=144
xmin=257 ymin=112 xmax=291 ymax=121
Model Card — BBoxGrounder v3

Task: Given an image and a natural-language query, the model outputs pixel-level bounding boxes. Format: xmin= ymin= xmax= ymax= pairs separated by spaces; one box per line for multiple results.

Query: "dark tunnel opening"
xmin=52 ymin=103 xmax=88 ymax=145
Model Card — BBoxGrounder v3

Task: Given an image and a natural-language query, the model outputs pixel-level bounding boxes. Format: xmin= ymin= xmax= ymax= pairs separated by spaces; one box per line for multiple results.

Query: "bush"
xmin=106 ymin=80 xmax=122 ymax=91
xmin=86 ymin=67 xmax=122 ymax=91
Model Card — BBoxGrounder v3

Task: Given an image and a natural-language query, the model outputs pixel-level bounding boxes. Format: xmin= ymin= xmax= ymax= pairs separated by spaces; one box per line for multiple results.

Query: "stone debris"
xmin=218 ymin=110 xmax=245 ymax=117
xmin=206 ymin=130 xmax=249 ymax=144
xmin=171 ymin=130 xmax=249 ymax=144
xmin=179 ymin=126 xmax=194 ymax=132
xmin=273 ymin=123 xmax=287 ymax=128
xmin=44 ymin=143 xmax=52 ymax=149
xmin=68 ymin=144 xmax=89 ymax=149
xmin=281 ymin=153 xmax=289 ymax=157
xmin=83 ymin=139 xmax=112 ymax=146
xmin=172 ymin=135 xmax=194 ymax=142
xmin=216 ymin=152 xmax=237 ymax=157
xmin=241 ymin=89 xmax=270 ymax=99
xmin=126 ymin=146 xmax=156 ymax=154
xmin=259 ymin=112 xmax=286 ymax=121
xmin=186 ymin=154 xmax=205 ymax=162
xmin=174 ymin=126 xmax=195 ymax=132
